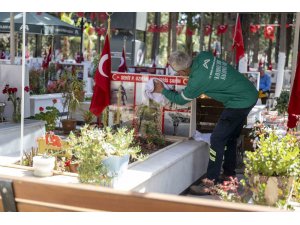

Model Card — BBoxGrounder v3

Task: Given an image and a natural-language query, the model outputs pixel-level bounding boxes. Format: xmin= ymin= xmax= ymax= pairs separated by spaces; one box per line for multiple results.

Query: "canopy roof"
xmin=0 ymin=12 xmax=81 ymax=36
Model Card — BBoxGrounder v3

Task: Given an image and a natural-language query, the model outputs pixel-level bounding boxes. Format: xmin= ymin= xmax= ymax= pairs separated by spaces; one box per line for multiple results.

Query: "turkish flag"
xmin=159 ymin=24 xmax=169 ymax=33
xmin=232 ymin=15 xmax=245 ymax=64
xmin=77 ymin=12 xmax=85 ymax=17
xmin=250 ymin=24 xmax=260 ymax=33
xmin=90 ymin=35 xmax=111 ymax=116
xmin=186 ymin=27 xmax=195 ymax=36
xmin=117 ymin=47 xmax=128 ymax=72
xmin=42 ymin=46 xmax=52 ymax=70
xmin=287 ymin=50 xmax=300 ymax=129
xmin=217 ymin=24 xmax=228 ymax=35
xmin=204 ymin=25 xmax=212 ymax=36
xmin=268 ymin=63 xmax=273 ymax=71
xmin=264 ymin=25 xmax=275 ymax=41
xmin=148 ymin=24 xmax=159 ymax=32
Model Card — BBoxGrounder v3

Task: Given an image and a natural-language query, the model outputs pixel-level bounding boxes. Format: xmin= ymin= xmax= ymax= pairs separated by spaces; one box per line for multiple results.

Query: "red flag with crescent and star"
xmin=90 ymin=34 xmax=111 ymax=116
xmin=287 ymin=48 xmax=300 ymax=129
xmin=264 ymin=25 xmax=275 ymax=41
xmin=250 ymin=24 xmax=260 ymax=33
xmin=217 ymin=24 xmax=228 ymax=35
xmin=232 ymin=15 xmax=245 ymax=64
xmin=42 ymin=46 xmax=52 ymax=70
xmin=204 ymin=24 xmax=212 ymax=36
xmin=117 ymin=47 xmax=128 ymax=72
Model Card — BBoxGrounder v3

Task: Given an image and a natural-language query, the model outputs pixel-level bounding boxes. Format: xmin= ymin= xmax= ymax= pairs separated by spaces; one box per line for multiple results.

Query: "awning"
xmin=0 ymin=12 xmax=81 ymax=36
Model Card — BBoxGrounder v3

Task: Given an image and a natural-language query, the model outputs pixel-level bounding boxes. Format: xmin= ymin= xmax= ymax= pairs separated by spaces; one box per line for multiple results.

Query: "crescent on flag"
xmin=119 ymin=57 xmax=124 ymax=67
xmin=98 ymin=54 xmax=109 ymax=78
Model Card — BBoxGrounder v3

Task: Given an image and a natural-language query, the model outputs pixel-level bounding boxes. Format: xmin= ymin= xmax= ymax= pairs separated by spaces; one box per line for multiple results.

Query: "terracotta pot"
xmin=61 ymin=119 xmax=77 ymax=134
xmin=68 ymin=163 xmax=79 ymax=173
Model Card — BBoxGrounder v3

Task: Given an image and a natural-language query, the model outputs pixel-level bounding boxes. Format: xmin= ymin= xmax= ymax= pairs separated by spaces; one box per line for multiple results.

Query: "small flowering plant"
xmin=210 ymin=177 xmax=250 ymax=203
xmin=2 ymin=84 xmax=30 ymax=122
xmin=34 ymin=99 xmax=60 ymax=131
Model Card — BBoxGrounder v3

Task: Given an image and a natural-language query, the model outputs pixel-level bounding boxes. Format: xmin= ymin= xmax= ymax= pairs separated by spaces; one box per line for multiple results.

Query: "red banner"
xmin=112 ymin=73 xmax=189 ymax=85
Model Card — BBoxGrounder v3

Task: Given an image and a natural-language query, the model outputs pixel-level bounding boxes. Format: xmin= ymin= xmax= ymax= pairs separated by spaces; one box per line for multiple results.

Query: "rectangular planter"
xmin=30 ymin=93 xmax=65 ymax=116
xmin=0 ymin=139 xmax=209 ymax=195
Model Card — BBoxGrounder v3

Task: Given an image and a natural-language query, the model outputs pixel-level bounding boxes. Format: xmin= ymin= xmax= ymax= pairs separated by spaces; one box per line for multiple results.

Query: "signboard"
xmin=243 ymin=72 xmax=260 ymax=91
xmin=109 ymin=73 xmax=191 ymax=137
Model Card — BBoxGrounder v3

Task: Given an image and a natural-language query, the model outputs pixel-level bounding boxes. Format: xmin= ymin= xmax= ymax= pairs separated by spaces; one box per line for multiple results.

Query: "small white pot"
xmin=33 ymin=156 xmax=55 ymax=177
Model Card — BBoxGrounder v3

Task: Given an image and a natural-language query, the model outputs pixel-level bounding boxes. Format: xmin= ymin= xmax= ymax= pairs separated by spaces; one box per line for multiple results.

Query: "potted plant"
xmin=33 ymin=99 xmax=60 ymax=131
xmin=244 ymin=129 xmax=300 ymax=208
xmin=67 ymin=125 xmax=141 ymax=186
xmin=61 ymin=72 xmax=84 ymax=134
xmin=81 ymin=110 xmax=96 ymax=125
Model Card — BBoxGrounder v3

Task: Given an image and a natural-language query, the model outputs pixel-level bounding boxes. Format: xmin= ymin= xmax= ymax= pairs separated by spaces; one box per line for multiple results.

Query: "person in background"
xmin=258 ymin=68 xmax=271 ymax=104
xmin=153 ymin=51 xmax=258 ymax=195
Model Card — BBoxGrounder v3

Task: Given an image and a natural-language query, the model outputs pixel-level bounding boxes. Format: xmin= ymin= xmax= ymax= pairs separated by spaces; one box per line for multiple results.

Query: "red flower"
xmin=39 ymin=107 xmax=44 ymax=112
xmin=52 ymin=99 xmax=57 ymax=104
xmin=24 ymin=86 xmax=30 ymax=92
xmin=64 ymin=159 xmax=71 ymax=167
xmin=13 ymin=88 xmax=17 ymax=93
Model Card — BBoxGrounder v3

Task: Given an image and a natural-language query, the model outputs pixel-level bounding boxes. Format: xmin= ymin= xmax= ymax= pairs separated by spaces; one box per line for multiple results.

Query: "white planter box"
xmin=0 ymin=119 xmax=46 ymax=162
xmin=30 ymin=93 xmax=65 ymax=116
xmin=115 ymin=140 xmax=209 ymax=194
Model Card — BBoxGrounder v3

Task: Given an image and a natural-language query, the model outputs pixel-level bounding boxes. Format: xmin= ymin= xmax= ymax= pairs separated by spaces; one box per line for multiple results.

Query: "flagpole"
xmin=100 ymin=13 xmax=113 ymax=128
xmin=232 ymin=13 xmax=239 ymax=47
xmin=233 ymin=13 xmax=239 ymax=70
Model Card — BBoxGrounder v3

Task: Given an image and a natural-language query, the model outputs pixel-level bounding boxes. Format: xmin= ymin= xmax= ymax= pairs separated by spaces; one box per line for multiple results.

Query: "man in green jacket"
xmin=154 ymin=51 xmax=258 ymax=195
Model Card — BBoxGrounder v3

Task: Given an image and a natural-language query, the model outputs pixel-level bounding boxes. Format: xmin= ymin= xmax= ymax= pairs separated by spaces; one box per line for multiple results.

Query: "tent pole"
xmin=20 ymin=12 xmax=26 ymax=165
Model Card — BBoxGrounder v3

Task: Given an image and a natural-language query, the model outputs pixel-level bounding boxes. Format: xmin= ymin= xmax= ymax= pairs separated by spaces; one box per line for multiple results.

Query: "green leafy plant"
xmin=244 ymin=131 xmax=300 ymax=177
xmin=67 ymin=125 xmax=141 ymax=184
xmin=274 ymin=90 xmax=290 ymax=116
xmin=136 ymin=102 xmax=166 ymax=147
xmin=90 ymin=54 xmax=100 ymax=79
xmin=62 ymin=72 xmax=85 ymax=119
xmin=81 ymin=110 xmax=95 ymax=124
xmin=243 ymin=130 xmax=300 ymax=208
xmin=34 ymin=99 xmax=60 ymax=131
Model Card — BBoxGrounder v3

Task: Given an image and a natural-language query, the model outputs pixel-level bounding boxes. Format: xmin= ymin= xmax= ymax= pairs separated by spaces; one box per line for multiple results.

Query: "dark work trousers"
xmin=206 ymin=105 xmax=255 ymax=183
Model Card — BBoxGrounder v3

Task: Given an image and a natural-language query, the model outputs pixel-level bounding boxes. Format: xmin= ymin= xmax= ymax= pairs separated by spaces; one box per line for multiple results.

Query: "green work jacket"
xmin=162 ymin=51 xmax=258 ymax=108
